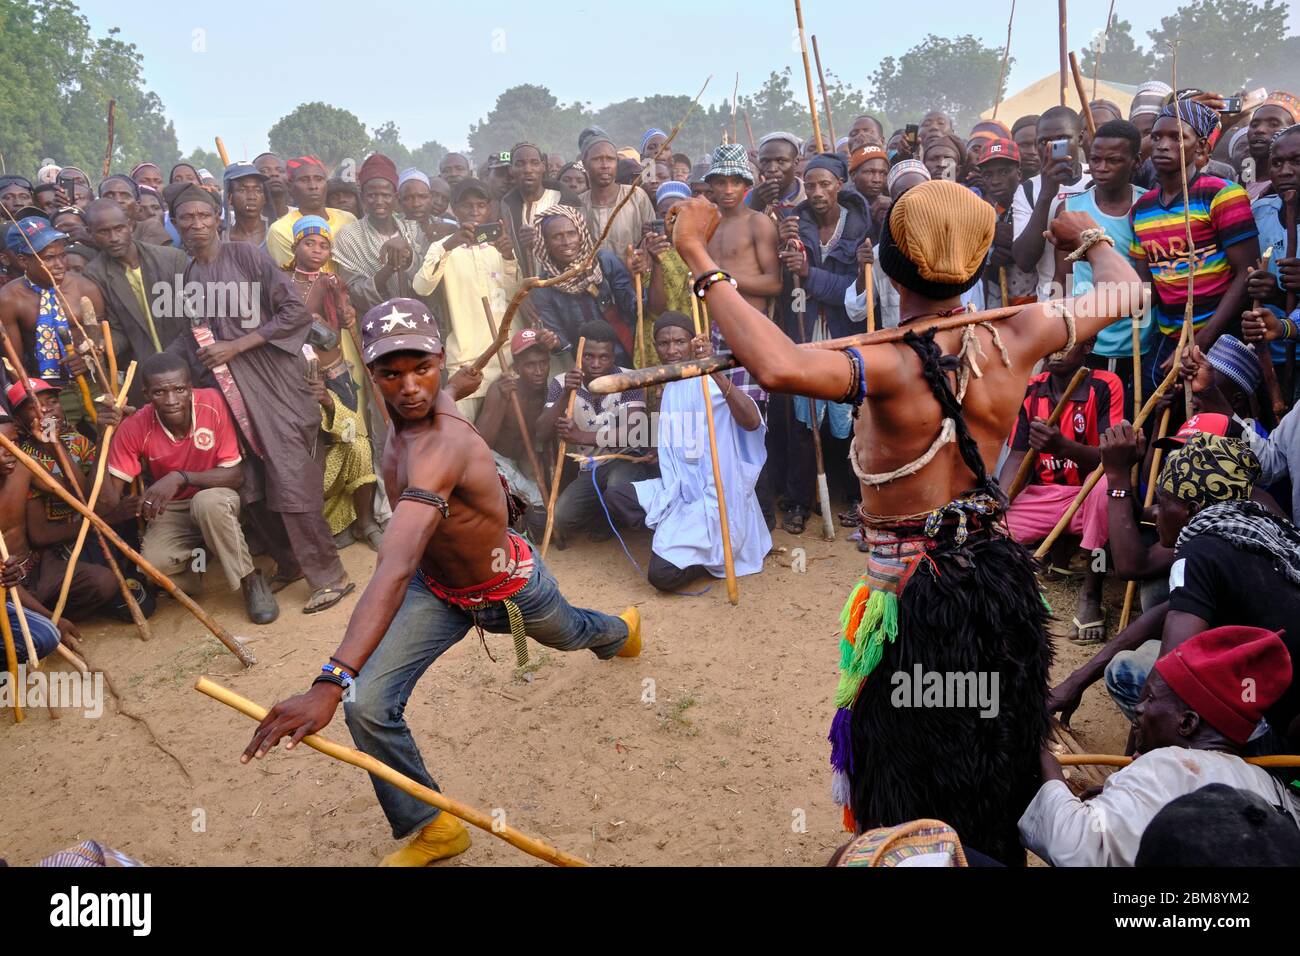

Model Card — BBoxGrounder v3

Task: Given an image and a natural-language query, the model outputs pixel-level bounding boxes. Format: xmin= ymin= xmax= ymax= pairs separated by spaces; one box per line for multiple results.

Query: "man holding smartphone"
xmin=1011 ymin=106 xmax=1092 ymax=301
xmin=411 ymin=178 xmax=520 ymax=420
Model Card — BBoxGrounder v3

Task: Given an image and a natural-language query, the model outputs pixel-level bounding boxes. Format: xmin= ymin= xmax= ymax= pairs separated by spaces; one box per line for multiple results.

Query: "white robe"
xmin=632 ymin=376 xmax=770 ymax=577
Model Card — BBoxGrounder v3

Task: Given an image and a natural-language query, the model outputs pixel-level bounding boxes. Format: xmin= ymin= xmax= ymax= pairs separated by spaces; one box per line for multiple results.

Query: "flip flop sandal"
xmin=303 ymin=581 xmax=357 ymax=614
xmin=268 ymin=570 xmax=305 ymax=594
xmin=782 ymin=511 xmax=807 ymax=535
xmin=355 ymin=523 xmax=384 ymax=552
xmin=838 ymin=509 xmax=860 ymax=528
xmin=1070 ymin=615 xmax=1107 ymax=645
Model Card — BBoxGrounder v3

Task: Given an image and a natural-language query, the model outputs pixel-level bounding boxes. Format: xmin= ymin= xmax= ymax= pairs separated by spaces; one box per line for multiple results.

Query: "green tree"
xmin=0 ymin=0 xmax=178 ymax=178
xmin=367 ymin=120 xmax=413 ymax=169
xmin=823 ymin=70 xmax=881 ymax=145
xmin=869 ymin=34 xmax=1009 ymax=133
xmin=268 ymin=102 xmax=369 ymax=170
xmin=182 ymin=148 xmax=223 ymax=178
xmin=407 ymin=141 xmax=449 ymax=175
xmin=466 ymin=84 xmax=589 ymax=166
xmin=1147 ymin=0 xmax=1291 ymax=92
xmin=738 ymin=69 xmax=809 ymax=146
xmin=1079 ymin=18 xmax=1158 ymax=86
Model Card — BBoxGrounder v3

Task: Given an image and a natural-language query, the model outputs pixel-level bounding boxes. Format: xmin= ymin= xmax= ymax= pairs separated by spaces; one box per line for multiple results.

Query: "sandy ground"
xmin=0 ymin=527 xmax=1130 ymax=867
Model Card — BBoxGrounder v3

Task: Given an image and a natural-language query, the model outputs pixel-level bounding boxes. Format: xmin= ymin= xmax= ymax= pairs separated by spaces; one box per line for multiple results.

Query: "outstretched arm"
xmin=671 ymin=199 xmax=882 ymax=401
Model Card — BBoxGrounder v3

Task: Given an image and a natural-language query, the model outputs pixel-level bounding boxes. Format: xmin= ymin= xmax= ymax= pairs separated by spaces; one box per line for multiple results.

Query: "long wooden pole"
xmin=791 ymin=274 xmax=835 ymax=542
xmin=992 ymin=0 xmax=1016 ymax=120
xmin=1034 ymin=361 xmax=1180 ymax=560
xmin=1006 ymin=366 xmax=1089 ymax=501
xmin=689 ymin=297 xmax=740 ymax=603
xmin=0 ymin=533 xmax=38 ymax=673
xmin=633 ymin=273 xmax=648 ymax=370
xmin=100 ymin=319 xmax=118 ymax=387
xmin=1068 ymin=52 xmax=1096 ymax=138
xmin=1 ymin=595 xmax=21 ymax=723
xmin=1092 ymin=0 xmax=1116 ymax=102
xmin=742 ymin=111 xmax=757 ymax=154
xmin=0 ymin=431 xmax=255 ymax=666
xmin=590 ymin=304 xmax=1028 ymax=393
xmin=1060 ymin=753 xmax=1300 ymax=768
xmin=1171 ymin=48 xmax=1197 ymax=420
xmin=194 ymin=677 xmax=587 ymax=866
xmin=811 ymin=35 xmax=836 ymax=149
xmin=1058 ymin=0 xmax=1069 ymax=107
xmin=541 ymin=338 xmax=585 ymax=557
xmin=864 ymin=265 xmax=876 ymax=334
xmin=215 ymin=137 xmax=231 ymax=169
xmin=50 ymin=363 xmax=136 ymax=624
xmin=101 ymin=100 xmax=116 ymax=181
xmin=794 ymin=0 xmax=825 ymax=153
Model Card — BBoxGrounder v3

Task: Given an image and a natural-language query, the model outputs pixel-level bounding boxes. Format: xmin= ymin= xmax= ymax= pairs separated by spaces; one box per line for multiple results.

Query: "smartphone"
xmin=1218 ymin=96 xmax=1243 ymax=114
xmin=57 ymin=174 xmax=77 ymax=204
xmin=473 ymin=222 xmax=503 ymax=244
xmin=649 ymin=218 xmax=666 ymax=236
xmin=904 ymin=124 xmax=919 ymax=149
xmin=1050 ymin=139 xmax=1071 ymax=161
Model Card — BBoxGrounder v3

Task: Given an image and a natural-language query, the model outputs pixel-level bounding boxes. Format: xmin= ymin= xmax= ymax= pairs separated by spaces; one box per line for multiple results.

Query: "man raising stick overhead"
xmin=240 ymin=297 xmax=641 ymax=867
xmin=666 ymin=181 xmax=1142 ymax=863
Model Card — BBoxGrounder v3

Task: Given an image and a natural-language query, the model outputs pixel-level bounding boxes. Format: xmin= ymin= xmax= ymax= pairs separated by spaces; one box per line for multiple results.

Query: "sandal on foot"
xmin=303 ymin=580 xmax=357 ymax=614
xmin=838 ymin=509 xmax=860 ymax=528
xmin=268 ymin=570 xmax=305 ymax=594
xmin=356 ymin=523 xmax=384 ymax=552
xmin=1070 ymin=615 xmax=1107 ymax=645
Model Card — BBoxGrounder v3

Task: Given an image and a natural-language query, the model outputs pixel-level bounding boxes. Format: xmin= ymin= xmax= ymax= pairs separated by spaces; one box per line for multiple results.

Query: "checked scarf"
xmin=531 ymin=204 xmax=604 ymax=295
xmin=1177 ymin=499 xmax=1300 ymax=588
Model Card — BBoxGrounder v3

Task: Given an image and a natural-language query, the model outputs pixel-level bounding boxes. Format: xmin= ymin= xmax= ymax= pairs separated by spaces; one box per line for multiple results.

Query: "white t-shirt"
xmin=1011 ymin=168 xmax=1092 ymax=301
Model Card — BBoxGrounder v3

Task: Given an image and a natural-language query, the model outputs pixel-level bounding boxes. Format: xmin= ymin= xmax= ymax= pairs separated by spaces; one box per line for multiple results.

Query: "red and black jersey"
xmin=1010 ymin=369 xmax=1124 ymax=487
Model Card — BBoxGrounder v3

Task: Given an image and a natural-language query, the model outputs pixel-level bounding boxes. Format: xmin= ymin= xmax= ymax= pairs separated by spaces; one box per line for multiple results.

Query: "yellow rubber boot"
xmin=617 ymin=606 xmax=641 ymax=658
xmin=379 ymin=812 xmax=472 ymax=866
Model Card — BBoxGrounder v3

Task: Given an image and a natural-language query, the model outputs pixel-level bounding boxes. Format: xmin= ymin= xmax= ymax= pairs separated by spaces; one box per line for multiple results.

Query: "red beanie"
xmin=357 ymin=153 xmax=398 ymax=189
xmin=1154 ymin=626 xmax=1293 ymax=745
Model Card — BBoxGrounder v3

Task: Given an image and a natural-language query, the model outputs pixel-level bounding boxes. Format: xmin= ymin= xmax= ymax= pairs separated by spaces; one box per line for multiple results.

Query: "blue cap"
xmin=5 ymin=216 xmax=66 ymax=255
xmin=655 ymin=181 xmax=692 ymax=207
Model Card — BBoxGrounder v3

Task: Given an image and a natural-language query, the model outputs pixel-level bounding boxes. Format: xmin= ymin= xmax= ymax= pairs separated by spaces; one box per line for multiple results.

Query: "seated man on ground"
xmin=10 ymin=379 xmax=127 ymax=621
xmin=99 ymin=353 xmax=278 ymax=624
xmin=536 ymin=320 xmax=650 ymax=548
xmin=1049 ymin=431 xmax=1300 ymax=765
xmin=1022 ymin=625 xmax=1299 ymax=866
xmin=604 ymin=312 xmax=770 ymax=592
xmin=997 ymin=336 xmax=1122 ymax=642
xmin=473 ymin=327 xmax=561 ymax=540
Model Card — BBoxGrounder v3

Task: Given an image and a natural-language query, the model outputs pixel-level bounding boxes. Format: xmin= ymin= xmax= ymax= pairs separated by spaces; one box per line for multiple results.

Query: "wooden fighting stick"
xmin=788 ymin=258 xmax=835 ymax=542
xmin=215 ymin=137 xmax=231 ymax=169
xmin=0 ymin=531 xmax=39 ymax=677
xmin=2 ymin=598 xmax=21 ymax=723
xmin=1251 ymin=249 xmax=1286 ymax=417
xmin=1171 ymin=47 xmax=1199 ymax=420
xmin=1057 ymin=752 xmax=1300 ymax=768
xmin=57 ymin=327 xmax=97 ymax=424
xmin=865 ymin=261 xmax=876 ymax=334
xmin=811 ymin=35 xmax=836 ymax=149
xmin=1068 ymin=52 xmax=1096 ymax=138
xmin=1057 ymin=0 xmax=1069 ymax=107
xmin=194 ymin=677 xmax=588 ymax=866
xmin=101 ymin=100 xmax=116 ymax=181
xmin=634 ymin=272 xmax=648 ymax=371
xmin=794 ymin=0 xmax=825 ymax=153
xmin=742 ymin=111 xmax=757 ymax=154
xmin=1005 ymin=366 xmax=1089 ymax=502
xmin=541 ymin=338 xmax=585 ymax=558
xmin=0 ymin=327 xmax=150 ymax=641
xmin=1092 ymin=1 xmax=1116 ymax=102
xmin=991 ymin=0 xmax=1016 ymax=120
xmin=1033 ymin=361 xmax=1181 ymax=560
xmin=689 ymin=296 xmax=740 ymax=604
xmin=589 ymin=303 xmax=1029 ymax=393
xmin=0 ymin=431 xmax=255 ymax=666
xmin=50 ymin=363 xmax=136 ymax=625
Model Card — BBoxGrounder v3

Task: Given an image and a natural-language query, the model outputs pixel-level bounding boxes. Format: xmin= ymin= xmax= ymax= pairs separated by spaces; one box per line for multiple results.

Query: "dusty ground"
xmin=0 ymin=527 xmax=1130 ymax=867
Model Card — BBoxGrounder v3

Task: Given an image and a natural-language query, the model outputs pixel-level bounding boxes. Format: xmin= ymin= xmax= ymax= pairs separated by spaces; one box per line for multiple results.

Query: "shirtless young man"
xmin=240 ymin=297 xmax=641 ymax=866
xmin=665 ymin=182 xmax=1143 ymax=863
xmin=0 ymin=217 xmax=101 ymax=390
xmin=704 ymin=144 xmax=782 ymax=313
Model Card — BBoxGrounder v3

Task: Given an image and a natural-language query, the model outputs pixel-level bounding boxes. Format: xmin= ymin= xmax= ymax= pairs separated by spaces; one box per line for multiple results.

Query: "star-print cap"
xmin=360 ymin=297 xmax=443 ymax=365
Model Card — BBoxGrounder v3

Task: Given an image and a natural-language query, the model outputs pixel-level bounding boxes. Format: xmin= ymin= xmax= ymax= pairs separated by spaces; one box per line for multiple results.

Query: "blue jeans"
xmin=343 ymin=553 xmax=629 ymax=838
xmin=1 ymin=601 xmax=61 ymax=668
xmin=1104 ymin=639 xmax=1160 ymax=723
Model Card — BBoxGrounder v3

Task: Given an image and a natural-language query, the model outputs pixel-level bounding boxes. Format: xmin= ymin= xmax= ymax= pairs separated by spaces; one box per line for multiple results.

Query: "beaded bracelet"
xmin=692 ymin=270 xmax=737 ymax=299
xmin=314 ymin=663 xmax=355 ymax=692
xmin=1282 ymin=317 xmax=1298 ymax=341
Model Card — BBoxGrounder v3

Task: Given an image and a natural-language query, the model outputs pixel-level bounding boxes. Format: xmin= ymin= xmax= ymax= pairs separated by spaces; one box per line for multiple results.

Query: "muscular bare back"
xmin=380 ymin=389 xmax=513 ymax=588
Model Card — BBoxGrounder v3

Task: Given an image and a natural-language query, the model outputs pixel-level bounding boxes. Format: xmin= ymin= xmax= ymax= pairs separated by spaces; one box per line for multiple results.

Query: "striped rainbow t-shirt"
xmin=1128 ymin=173 xmax=1257 ymax=336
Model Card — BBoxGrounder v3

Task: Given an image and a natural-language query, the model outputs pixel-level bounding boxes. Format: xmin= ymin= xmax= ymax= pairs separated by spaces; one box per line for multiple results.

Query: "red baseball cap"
xmin=1153 ymin=412 xmax=1240 ymax=450
xmin=1154 ymin=626 xmax=1292 ymax=745
xmin=5 ymin=378 xmax=57 ymax=409
xmin=976 ymin=137 xmax=1021 ymax=166
xmin=510 ymin=328 xmax=546 ymax=357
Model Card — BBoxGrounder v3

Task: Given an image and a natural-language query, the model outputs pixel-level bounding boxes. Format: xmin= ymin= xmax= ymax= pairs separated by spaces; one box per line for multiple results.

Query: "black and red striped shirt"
xmin=1010 ymin=369 xmax=1124 ymax=487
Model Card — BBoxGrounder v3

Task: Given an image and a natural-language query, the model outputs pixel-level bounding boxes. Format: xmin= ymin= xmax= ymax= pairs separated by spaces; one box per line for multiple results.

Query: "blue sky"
xmin=77 ymin=0 xmax=1300 ymax=159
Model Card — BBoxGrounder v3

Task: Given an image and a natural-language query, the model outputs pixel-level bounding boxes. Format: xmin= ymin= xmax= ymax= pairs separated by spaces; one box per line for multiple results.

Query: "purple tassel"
xmin=828 ymin=707 xmax=854 ymax=774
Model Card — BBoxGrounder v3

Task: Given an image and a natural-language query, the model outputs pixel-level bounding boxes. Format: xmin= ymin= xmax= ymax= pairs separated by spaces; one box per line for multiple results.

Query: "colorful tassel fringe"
xmin=834 ymin=580 xmax=899 ymax=708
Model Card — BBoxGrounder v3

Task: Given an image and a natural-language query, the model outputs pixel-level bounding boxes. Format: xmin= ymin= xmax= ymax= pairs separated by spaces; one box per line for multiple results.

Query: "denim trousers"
xmin=343 ymin=553 xmax=629 ymax=837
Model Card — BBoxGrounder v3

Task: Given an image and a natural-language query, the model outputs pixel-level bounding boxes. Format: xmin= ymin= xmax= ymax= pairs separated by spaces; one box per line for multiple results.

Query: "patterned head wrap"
xmin=532 ymin=204 xmax=604 ymax=295
xmin=1158 ymin=433 xmax=1260 ymax=508
xmin=1159 ymin=100 xmax=1220 ymax=142
xmin=293 ymin=215 xmax=332 ymax=244
xmin=886 ymin=159 xmax=930 ymax=193
xmin=1259 ymin=92 xmax=1300 ymax=125
xmin=398 ymin=168 xmax=430 ymax=190
xmin=639 ymin=129 xmax=668 ymax=156
xmin=1131 ymin=81 xmax=1174 ymax=119
xmin=286 ymin=155 xmax=326 ymax=177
